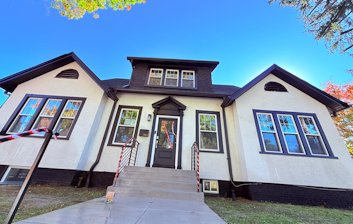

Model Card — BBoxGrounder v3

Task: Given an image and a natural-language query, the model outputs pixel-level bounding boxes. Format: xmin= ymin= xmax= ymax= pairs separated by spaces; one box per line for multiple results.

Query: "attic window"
xmin=264 ymin=82 xmax=287 ymax=92
xmin=56 ymin=69 xmax=79 ymax=79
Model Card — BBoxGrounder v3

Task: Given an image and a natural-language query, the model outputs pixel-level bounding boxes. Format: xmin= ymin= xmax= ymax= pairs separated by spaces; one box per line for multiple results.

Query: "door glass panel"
xmin=157 ymin=119 xmax=177 ymax=150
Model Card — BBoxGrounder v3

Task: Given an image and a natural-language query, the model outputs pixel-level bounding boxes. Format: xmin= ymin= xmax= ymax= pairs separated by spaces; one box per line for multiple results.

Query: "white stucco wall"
xmin=231 ymin=74 xmax=353 ymax=189
xmin=0 ymin=62 xmax=106 ymax=170
xmin=94 ymin=93 xmax=231 ymax=181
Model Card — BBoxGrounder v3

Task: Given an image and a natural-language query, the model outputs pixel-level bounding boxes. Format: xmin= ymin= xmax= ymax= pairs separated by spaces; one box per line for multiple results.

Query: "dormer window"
xmin=147 ymin=68 xmax=196 ymax=89
xmin=181 ymin=70 xmax=195 ymax=88
xmin=148 ymin=68 xmax=163 ymax=86
xmin=164 ymin=69 xmax=179 ymax=87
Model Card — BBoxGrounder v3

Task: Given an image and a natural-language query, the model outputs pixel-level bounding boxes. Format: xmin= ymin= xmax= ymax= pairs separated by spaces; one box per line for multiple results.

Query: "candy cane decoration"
xmin=193 ymin=142 xmax=201 ymax=192
xmin=0 ymin=128 xmax=57 ymax=143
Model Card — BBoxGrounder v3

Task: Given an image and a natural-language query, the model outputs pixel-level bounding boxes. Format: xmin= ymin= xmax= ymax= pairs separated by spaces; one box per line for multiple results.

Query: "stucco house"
xmin=0 ymin=52 xmax=352 ymax=208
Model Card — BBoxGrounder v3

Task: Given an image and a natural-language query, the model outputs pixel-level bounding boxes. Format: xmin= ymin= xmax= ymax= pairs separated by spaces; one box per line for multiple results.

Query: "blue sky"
xmin=0 ymin=0 xmax=352 ymax=106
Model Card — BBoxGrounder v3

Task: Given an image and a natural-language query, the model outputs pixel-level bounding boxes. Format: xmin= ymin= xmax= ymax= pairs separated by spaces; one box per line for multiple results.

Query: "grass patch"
xmin=0 ymin=185 xmax=105 ymax=222
xmin=205 ymin=197 xmax=353 ymax=224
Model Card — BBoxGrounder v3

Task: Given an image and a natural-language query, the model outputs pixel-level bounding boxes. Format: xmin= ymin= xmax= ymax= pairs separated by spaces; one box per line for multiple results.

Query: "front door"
xmin=152 ymin=117 xmax=178 ymax=168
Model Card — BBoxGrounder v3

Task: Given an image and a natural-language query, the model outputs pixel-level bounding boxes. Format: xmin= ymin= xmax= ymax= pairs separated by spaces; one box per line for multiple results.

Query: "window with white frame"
xmin=53 ymin=100 xmax=83 ymax=137
xmin=148 ymin=68 xmax=163 ymax=86
xmin=277 ymin=114 xmax=304 ymax=154
xmin=8 ymin=97 xmax=42 ymax=133
xmin=256 ymin=113 xmax=281 ymax=152
xmin=298 ymin=116 xmax=328 ymax=155
xmin=198 ymin=112 xmax=220 ymax=151
xmin=32 ymin=99 xmax=63 ymax=134
xmin=111 ymin=107 xmax=141 ymax=145
xmin=203 ymin=180 xmax=219 ymax=194
xmin=4 ymin=95 xmax=84 ymax=139
xmin=164 ymin=69 xmax=179 ymax=87
xmin=253 ymin=110 xmax=333 ymax=158
xmin=181 ymin=70 xmax=195 ymax=88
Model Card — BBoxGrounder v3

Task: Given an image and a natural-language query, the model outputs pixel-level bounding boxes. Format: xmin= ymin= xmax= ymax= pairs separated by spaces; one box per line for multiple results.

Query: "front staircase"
xmin=107 ymin=166 xmax=204 ymax=202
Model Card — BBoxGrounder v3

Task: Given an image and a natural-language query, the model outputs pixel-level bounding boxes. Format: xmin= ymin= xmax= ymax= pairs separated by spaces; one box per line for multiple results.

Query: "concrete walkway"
xmin=16 ymin=196 xmax=225 ymax=224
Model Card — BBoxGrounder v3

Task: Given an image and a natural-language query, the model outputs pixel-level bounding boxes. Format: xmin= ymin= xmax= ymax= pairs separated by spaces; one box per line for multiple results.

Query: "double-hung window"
xmin=256 ymin=113 xmax=281 ymax=152
xmin=196 ymin=111 xmax=223 ymax=152
xmin=110 ymin=106 xmax=142 ymax=145
xmin=164 ymin=69 xmax=179 ymax=87
xmin=181 ymin=70 xmax=195 ymax=88
xmin=54 ymin=100 xmax=83 ymax=137
xmin=148 ymin=68 xmax=163 ymax=86
xmin=298 ymin=116 xmax=328 ymax=155
xmin=254 ymin=110 xmax=333 ymax=158
xmin=3 ymin=95 xmax=84 ymax=139
xmin=8 ymin=98 xmax=42 ymax=133
xmin=277 ymin=114 xmax=304 ymax=154
xmin=32 ymin=99 xmax=63 ymax=134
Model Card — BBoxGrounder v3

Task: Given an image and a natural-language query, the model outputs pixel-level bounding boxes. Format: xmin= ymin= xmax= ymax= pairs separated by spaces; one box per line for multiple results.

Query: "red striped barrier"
xmin=115 ymin=138 xmax=135 ymax=179
xmin=0 ymin=128 xmax=57 ymax=143
xmin=192 ymin=142 xmax=201 ymax=192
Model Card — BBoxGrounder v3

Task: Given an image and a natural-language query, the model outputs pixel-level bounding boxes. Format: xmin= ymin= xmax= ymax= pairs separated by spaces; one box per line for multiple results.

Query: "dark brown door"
xmin=153 ymin=117 xmax=178 ymax=168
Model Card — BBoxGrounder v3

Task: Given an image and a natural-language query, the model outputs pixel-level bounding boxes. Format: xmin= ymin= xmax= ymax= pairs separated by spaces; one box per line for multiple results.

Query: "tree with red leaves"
xmin=324 ymin=82 xmax=353 ymax=157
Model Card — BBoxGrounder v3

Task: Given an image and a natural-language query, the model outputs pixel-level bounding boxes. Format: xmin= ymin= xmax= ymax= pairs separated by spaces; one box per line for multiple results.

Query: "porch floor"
xmin=15 ymin=195 xmax=225 ymax=224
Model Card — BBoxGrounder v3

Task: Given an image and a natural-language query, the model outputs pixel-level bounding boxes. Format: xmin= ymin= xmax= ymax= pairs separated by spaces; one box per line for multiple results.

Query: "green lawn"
xmin=205 ymin=197 xmax=353 ymax=224
xmin=0 ymin=185 xmax=105 ymax=222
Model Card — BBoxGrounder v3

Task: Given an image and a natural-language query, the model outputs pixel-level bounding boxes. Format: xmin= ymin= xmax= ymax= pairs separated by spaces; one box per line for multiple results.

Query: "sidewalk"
xmin=15 ymin=196 xmax=225 ymax=224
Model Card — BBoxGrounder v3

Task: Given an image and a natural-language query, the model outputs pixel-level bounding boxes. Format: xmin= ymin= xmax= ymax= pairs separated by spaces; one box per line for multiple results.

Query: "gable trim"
xmin=0 ymin=52 xmax=112 ymax=99
xmin=222 ymin=64 xmax=349 ymax=113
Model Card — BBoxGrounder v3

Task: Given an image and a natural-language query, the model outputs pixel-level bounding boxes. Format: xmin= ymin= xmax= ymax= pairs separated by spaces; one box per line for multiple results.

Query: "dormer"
xmin=127 ymin=57 xmax=219 ymax=92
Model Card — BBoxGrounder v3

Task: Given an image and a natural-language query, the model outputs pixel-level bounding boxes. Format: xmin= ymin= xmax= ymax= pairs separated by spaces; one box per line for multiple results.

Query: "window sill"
xmin=259 ymin=151 xmax=338 ymax=159
xmin=199 ymin=150 xmax=224 ymax=154
xmin=2 ymin=133 xmax=70 ymax=140
xmin=107 ymin=143 xmax=137 ymax=147
xmin=143 ymin=84 xmax=197 ymax=91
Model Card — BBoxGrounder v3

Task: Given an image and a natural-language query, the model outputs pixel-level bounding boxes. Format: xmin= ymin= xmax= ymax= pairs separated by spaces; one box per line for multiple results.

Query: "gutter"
xmin=85 ymin=94 xmax=118 ymax=187
xmin=221 ymin=104 xmax=234 ymax=184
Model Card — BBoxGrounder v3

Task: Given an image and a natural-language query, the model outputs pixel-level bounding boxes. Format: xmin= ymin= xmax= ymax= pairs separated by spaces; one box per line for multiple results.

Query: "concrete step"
xmin=116 ymin=177 xmax=197 ymax=192
xmin=120 ymin=168 xmax=196 ymax=183
xmin=106 ymin=166 xmax=203 ymax=203
xmin=112 ymin=186 xmax=204 ymax=202
xmin=124 ymin=166 xmax=196 ymax=176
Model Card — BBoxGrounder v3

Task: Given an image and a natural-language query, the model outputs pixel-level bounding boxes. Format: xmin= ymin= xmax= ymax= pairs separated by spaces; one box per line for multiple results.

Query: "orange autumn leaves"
xmin=324 ymin=82 xmax=353 ymax=157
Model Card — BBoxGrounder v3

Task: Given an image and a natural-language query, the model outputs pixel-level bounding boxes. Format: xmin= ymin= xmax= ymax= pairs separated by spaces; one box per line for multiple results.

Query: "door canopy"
xmin=152 ymin=96 xmax=186 ymax=116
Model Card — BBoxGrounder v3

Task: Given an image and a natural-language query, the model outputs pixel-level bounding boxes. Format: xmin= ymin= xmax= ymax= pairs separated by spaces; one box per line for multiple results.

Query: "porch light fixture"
xmin=147 ymin=114 xmax=152 ymax=121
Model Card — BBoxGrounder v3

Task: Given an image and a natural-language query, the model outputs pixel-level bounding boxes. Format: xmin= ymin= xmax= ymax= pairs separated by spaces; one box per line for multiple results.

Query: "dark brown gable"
xmin=152 ymin=96 xmax=186 ymax=116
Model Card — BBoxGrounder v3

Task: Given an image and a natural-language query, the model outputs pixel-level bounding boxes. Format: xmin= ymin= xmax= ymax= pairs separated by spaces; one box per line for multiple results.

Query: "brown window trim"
xmin=0 ymin=94 xmax=86 ymax=140
xmin=145 ymin=67 xmax=198 ymax=90
xmin=108 ymin=105 xmax=143 ymax=147
xmin=195 ymin=110 xmax=224 ymax=153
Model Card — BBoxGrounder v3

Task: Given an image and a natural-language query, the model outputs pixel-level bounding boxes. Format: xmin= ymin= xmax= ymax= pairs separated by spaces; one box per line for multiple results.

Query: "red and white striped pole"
xmin=113 ymin=138 xmax=133 ymax=186
xmin=4 ymin=128 xmax=58 ymax=224
xmin=196 ymin=145 xmax=200 ymax=192
xmin=0 ymin=128 xmax=56 ymax=143
xmin=193 ymin=142 xmax=201 ymax=192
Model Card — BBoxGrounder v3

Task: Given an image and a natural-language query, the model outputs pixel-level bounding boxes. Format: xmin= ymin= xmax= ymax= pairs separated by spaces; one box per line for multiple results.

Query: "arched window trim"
xmin=55 ymin=69 xmax=79 ymax=79
xmin=264 ymin=81 xmax=288 ymax=92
